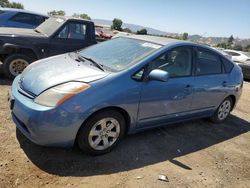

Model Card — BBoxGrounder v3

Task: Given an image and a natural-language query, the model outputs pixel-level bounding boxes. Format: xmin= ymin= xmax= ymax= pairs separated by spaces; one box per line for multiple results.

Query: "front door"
xmin=138 ymin=46 xmax=194 ymax=128
xmin=49 ymin=21 xmax=89 ymax=56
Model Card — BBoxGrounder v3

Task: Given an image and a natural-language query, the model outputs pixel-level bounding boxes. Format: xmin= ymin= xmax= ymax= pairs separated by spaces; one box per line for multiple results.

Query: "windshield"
xmin=79 ymin=37 xmax=162 ymax=71
xmin=35 ymin=17 xmax=65 ymax=36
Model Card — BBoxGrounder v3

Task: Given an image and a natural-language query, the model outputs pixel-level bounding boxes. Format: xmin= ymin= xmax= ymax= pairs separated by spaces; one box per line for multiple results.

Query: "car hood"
xmin=0 ymin=27 xmax=45 ymax=37
xmin=20 ymin=53 xmax=109 ymax=95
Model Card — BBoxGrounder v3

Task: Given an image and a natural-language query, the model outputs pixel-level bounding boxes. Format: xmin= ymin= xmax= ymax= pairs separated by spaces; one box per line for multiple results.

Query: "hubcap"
xmin=9 ymin=59 xmax=29 ymax=76
xmin=88 ymin=118 xmax=120 ymax=150
xmin=218 ymin=100 xmax=231 ymax=120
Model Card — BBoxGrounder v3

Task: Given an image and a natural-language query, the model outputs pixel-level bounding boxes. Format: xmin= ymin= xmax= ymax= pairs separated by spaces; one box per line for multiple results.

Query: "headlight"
xmin=34 ymin=82 xmax=90 ymax=107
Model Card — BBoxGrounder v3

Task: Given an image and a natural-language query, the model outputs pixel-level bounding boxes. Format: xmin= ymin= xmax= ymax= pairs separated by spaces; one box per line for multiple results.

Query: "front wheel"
xmin=77 ymin=110 xmax=126 ymax=155
xmin=210 ymin=97 xmax=233 ymax=123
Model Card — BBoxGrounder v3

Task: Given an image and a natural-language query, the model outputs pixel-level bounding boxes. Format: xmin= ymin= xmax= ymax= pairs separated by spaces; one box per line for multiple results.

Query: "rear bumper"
xmin=10 ymin=76 xmax=85 ymax=147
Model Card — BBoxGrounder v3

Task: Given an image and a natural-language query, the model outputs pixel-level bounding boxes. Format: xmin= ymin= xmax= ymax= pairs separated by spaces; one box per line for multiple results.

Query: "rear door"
xmin=191 ymin=47 xmax=229 ymax=111
xmin=49 ymin=21 xmax=91 ymax=56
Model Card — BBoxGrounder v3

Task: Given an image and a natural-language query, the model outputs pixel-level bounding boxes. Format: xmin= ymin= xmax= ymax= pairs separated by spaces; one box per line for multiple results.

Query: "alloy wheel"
xmin=218 ymin=100 xmax=231 ymax=120
xmin=88 ymin=118 xmax=120 ymax=150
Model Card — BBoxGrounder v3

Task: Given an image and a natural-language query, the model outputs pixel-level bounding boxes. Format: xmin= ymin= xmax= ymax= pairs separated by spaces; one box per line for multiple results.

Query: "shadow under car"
xmin=16 ymin=114 xmax=250 ymax=177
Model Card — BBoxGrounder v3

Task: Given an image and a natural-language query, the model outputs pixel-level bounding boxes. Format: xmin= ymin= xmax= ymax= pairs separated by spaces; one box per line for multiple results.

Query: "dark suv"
xmin=0 ymin=16 xmax=97 ymax=78
xmin=0 ymin=8 xmax=48 ymax=28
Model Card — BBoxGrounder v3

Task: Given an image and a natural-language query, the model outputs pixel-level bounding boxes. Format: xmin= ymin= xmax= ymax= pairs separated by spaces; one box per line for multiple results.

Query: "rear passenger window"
xmin=10 ymin=12 xmax=44 ymax=25
xmin=222 ymin=57 xmax=234 ymax=73
xmin=195 ymin=48 xmax=222 ymax=75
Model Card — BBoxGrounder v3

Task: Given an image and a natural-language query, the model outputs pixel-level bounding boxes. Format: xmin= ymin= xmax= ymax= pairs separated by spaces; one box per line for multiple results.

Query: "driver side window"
xmin=151 ymin=47 xmax=192 ymax=78
xmin=56 ymin=22 xmax=86 ymax=40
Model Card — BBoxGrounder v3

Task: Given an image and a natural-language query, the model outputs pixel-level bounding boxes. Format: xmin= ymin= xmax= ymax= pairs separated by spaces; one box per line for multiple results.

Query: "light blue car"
xmin=9 ymin=35 xmax=243 ymax=155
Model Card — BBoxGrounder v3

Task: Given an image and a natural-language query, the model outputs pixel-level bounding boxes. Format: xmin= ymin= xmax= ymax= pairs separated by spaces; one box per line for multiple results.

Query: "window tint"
xmin=151 ymin=47 xmax=192 ymax=78
xmin=10 ymin=12 xmax=45 ymax=25
xmin=57 ymin=22 xmax=86 ymax=40
xmin=195 ymin=48 xmax=222 ymax=75
xmin=222 ymin=57 xmax=234 ymax=73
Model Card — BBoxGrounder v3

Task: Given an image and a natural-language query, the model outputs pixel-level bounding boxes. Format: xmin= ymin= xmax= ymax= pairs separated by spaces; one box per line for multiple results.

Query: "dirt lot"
xmin=0 ymin=73 xmax=249 ymax=188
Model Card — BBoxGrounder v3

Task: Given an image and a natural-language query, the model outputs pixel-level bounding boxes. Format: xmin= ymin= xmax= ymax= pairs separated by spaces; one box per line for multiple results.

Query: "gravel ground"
xmin=0 ymin=72 xmax=249 ymax=188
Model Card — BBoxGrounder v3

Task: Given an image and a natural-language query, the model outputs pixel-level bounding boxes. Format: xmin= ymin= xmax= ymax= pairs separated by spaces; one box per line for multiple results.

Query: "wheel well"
xmin=228 ymin=95 xmax=236 ymax=110
xmin=3 ymin=47 xmax=37 ymax=61
xmin=19 ymin=48 xmax=37 ymax=61
xmin=82 ymin=107 xmax=131 ymax=134
xmin=74 ymin=106 xmax=131 ymax=147
xmin=0 ymin=54 xmax=6 ymax=62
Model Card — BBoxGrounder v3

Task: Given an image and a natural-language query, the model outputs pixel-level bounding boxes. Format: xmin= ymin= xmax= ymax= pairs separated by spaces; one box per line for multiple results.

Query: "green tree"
xmin=72 ymin=13 xmax=91 ymax=20
xmin=48 ymin=10 xmax=65 ymax=16
xmin=137 ymin=28 xmax=147 ymax=35
xmin=217 ymin=42 xmax=228 ymax=49
xmin=227 ymin=35 xmax=234 ymax=46
xmin=233 ymin=44 xmax=243 ymax=51
xmin=10 ymin=2 xmax=23 ymax=9
xmin=122 ymin=28 xmax=132 ymax=33
xmin=111 ymin=18 xmax=123 ymax=31
xmin=0 ymin=0 xmax=10 ymax=7
xmin=182 ymin=32 xmax=188 ymax=40
xmin=244 ymin=44 xmax=250 ymax=52
xmin=0 ymin=0 xmax=24 ymax=9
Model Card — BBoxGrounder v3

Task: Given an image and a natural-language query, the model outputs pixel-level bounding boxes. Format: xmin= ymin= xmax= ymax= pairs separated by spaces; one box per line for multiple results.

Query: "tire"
xmin=210 ymin=97 xmax=233 ymax=123
xmin=77 ymin=110 xmax=126 ymax=155
xmin=3 ymin=53 xmax=31 ymax=79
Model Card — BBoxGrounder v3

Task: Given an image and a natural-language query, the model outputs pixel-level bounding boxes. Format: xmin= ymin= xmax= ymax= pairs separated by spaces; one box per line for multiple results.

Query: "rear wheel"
xmin=210 ymin=97 xmax=233 ymax=123
xmin=3 ymin=53 xmax=31 ymax=79
xmin=77 ymin=110 xmax=126 ymax=155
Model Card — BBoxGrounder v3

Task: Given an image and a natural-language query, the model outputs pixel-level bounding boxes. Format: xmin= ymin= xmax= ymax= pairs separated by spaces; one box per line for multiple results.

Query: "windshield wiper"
xmin=80 ymin=55 xmax=105 ymax=71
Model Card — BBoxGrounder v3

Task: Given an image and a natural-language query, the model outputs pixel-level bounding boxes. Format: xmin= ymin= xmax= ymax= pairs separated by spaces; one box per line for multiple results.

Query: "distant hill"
xmin=92 ymin=19 xmax=169 ymax=36
xmin=190 ymin=36 xmax=250 ymax=47
xmin=93 ymin=19 xmax=250 ymax=47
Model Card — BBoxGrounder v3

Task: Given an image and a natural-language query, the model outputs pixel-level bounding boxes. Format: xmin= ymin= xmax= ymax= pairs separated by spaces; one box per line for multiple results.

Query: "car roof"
xmin=54 ymin=16 xmax=94 ymax=23
xmin=0 ymin=7 xmax=48 ymax=17
xmin=125 ymin=35 xmax=233 ymax=59
xmin=125 ymin=34 xmax=191 ymax=46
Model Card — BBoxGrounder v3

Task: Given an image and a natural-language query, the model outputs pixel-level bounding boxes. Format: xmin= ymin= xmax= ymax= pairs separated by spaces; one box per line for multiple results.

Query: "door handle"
xmin=222 ymin=81 xmax=227 ymax=87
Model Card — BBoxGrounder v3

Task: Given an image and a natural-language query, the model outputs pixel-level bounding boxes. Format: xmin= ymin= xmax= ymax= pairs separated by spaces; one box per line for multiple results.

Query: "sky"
xmin=15 ymin=0 xmax=250 ymax=38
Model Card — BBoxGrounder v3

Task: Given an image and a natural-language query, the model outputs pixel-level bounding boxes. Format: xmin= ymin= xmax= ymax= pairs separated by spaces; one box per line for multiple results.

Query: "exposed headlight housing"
xmin=34 ymin=82 xmax=90 ymax=107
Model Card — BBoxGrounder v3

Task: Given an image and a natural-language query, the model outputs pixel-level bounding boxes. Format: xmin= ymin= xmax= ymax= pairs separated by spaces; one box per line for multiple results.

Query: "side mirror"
xmin=148 ymin=69 xmax=169 ymax=82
